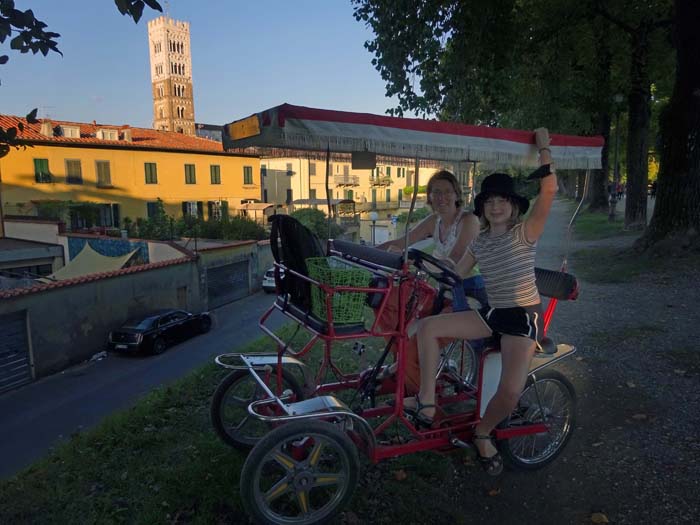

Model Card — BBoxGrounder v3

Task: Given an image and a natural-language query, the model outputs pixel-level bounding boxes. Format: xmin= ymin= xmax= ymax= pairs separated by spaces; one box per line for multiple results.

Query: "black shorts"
xmin=477 ymin=304 xmax=543 ymax=342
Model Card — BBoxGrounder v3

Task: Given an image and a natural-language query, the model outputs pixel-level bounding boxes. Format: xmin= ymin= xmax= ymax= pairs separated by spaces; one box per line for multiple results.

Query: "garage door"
xmin=207 ymin=260 xmax=250 ymax=309
xmin=0 ymin=311 xmax=32 ymax=395
xmin=373 ymin=226 xmax=390 ymax=245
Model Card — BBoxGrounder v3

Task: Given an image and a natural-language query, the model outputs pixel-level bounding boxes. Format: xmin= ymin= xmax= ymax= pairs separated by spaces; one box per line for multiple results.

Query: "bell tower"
xmin=147 ymin=16 xmax=195 ymax=135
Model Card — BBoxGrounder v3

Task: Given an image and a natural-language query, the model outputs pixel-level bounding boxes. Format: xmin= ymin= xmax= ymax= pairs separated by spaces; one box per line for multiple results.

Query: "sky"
xmin=1 ymin=0 xmax=402 ymax=128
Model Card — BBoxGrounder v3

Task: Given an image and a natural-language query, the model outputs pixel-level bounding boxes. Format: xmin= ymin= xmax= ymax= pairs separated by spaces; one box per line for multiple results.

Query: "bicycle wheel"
xmin=210 ymin=368 xmax=305 ymax=450
xmin=441 ymin=339 xmax=478 ymax=387
xmin=498 ymin=369 xmax=576 ymax=470
xmin=241 ymin=420 xmax=360 ymax=525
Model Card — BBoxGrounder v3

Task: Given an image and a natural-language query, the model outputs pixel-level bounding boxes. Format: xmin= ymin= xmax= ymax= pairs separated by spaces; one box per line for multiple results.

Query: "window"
xmin=33 ymin=158 xmax=51 ymax=183
xmin=182 ymin=201 xmax=202 ymax=218
xmin=347 ymin=189 xmax=354 ymax=200
xmin=60 ymin=126 xmax=80 ymax=138
xmin=184 ymin=164 xmax=196 ymax=184
xmin=309 ymin=189 xmax=317 ymax=201
xmin=343 ymin=165 xmax=349 ymax=176
xmin=286 ymin=189 xmax=293 ymax=205
xmin=309 ymin=162 xmax=316 ymax=176
xmin=208 ymin=201 xmax=222 ymax=220
xmin=96 ymin=129 xmax=118 ymax=140
xmin=243 ymin=166 xmax=253 ymax=185
xmin=96 ymin=160 xmax=112 ymax=187
xmin=398 ymin=189 xmax=403 ymax=202
xmin=144 ymin=162 xmax=158 ymax=184
xmin=286 ymin=162 xmax=293 ymax=177
xmin=146 ymin=202 xmax=159 ymax=218
xmin=261 ymin=164 xmax=267 ymax=177
xmin=372 ymin=189 xmax=377 ymax=207
xmin=386 ymin=166 xmax=392 ymax=177
xmin=210 ymin=165 xmax=221 ymax=184
xmin=386 ymin=189 xmax=391 ymax=202
xmin=65 ymin=159 xmax=83 ymax=184
xmin=263 ymin=189 xmax=268 ymax=202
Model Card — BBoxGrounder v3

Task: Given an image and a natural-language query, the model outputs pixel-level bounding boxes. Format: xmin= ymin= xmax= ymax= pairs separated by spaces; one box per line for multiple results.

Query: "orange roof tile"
xmin=0 ymin=115 xmax=254 ymax=157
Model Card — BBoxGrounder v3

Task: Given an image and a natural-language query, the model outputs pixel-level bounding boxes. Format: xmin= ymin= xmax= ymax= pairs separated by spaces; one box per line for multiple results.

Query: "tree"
xmin=0 ymin=0 xmax=162 ymax=157
xmin=637 ymin=0 xmax=700 ymax=252
xmin=290 ymin=208 xmax=343 ymax=241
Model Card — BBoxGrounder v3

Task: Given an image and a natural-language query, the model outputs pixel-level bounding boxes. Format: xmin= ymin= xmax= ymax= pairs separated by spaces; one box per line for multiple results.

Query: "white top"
xmin=432 ymin=214 xmax=463 ymax=260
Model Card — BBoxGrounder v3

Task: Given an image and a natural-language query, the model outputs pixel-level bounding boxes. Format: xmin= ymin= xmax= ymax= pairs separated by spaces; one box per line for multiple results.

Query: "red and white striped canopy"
xmin=222 ymin=103 xmax=603 ymax=169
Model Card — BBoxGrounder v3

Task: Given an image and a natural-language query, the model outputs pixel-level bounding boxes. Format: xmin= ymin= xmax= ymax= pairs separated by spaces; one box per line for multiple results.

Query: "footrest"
xmin=285 ymin=396 xmax=350 ymax=416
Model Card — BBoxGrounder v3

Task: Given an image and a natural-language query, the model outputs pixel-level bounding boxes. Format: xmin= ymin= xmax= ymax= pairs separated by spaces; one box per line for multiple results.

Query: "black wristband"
xmin=527 ymin=164 xmax=553 ymax=180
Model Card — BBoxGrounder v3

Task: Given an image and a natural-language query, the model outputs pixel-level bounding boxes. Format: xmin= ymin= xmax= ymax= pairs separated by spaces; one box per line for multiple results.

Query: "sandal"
xmin=403 ymin=396 xmax=438 ymax=428
xmin=472 ymin=434 xmax=504 ymax=476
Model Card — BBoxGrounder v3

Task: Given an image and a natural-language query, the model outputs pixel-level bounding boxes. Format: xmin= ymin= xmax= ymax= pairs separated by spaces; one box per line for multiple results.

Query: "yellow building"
xmin=0 ymin=115 xmax=260 ymax=229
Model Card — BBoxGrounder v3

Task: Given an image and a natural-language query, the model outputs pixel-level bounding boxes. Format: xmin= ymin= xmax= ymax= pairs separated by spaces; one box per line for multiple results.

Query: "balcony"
xmin=338 ymin=215 xmax=360 ymax=230
xmin=369 ymin=175 xmax=392 ymax=187
xmin=333 ymin=174 xmax=360 ymax=186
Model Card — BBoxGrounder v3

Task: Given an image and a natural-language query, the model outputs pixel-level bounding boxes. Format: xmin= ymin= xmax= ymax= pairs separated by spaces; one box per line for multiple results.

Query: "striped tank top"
xmin=467 ymin=222 xmax=539 ymax=308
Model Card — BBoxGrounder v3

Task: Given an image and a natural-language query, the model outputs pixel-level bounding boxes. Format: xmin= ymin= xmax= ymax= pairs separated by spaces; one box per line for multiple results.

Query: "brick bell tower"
xmin=147 ymin=16 xmax=195 ymax=135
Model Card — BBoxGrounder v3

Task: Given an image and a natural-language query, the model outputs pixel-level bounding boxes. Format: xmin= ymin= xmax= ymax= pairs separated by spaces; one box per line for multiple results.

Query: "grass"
xmin=1 ymin=313 xmax=476 ymax=524
xmin=571 ymin=209 xmax=639 ymax=241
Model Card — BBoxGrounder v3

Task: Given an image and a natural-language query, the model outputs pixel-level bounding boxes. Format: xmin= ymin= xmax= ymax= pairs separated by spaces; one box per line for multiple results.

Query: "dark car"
xmin=108 ymin=309 xmax=212 ymax=355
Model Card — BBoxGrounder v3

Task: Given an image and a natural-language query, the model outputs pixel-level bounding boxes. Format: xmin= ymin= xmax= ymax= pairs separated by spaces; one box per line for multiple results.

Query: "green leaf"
xmin=6 ymin=126 xmax=17 ymax=140
xmin=142 ymin=0 xmax=163 ymax=12
xmin=130 ymin=1 xmax=144 ymax=24
xmin=114 ymin=0 xmax=130 ymax=16
xmin=26 ymin=108 xmax=38 ymax=124
xmin=17 ymin=122 xmax=24 ymax=132
xmin=10 ymin=33 xmax=24 ymax=50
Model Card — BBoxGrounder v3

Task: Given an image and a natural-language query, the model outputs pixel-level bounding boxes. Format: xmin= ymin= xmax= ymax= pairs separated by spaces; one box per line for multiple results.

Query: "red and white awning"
xmin=222 ymin=103 xmax=603 ymax=170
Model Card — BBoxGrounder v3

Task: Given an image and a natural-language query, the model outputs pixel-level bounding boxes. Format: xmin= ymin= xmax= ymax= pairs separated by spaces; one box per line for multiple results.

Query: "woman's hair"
xmin=426 ymin=170 xmax=463 ymax=209
xmin=478 ymin=194 xmax=523 ymax=230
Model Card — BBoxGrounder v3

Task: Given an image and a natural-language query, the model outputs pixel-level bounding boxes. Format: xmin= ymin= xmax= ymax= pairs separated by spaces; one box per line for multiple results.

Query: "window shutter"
xmin=181 ymin=202 xmax=188 ymax=217
xmin=221 ymin=200 xmax=229 ymax=218
xmin=207 ymin=201 xmax=214 ymax=219
xmin=197 ymin=201 xmax=204 ymax=218
xmin=112 ymin=204 xmax=120 ymax=228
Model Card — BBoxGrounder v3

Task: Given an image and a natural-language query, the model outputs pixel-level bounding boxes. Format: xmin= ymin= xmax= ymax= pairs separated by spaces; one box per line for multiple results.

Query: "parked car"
xmin=262 ymin=267 xmax=283 ymax=293
xmin=108 ymin=309 xmax=212 ymax=355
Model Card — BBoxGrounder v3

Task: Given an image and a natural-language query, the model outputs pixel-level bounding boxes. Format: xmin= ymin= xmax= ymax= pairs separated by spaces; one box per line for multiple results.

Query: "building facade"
xmin=148 ymin=16 xmax=196 ymax=135
xmin=0 ymin=116 xmax=261 ymax=229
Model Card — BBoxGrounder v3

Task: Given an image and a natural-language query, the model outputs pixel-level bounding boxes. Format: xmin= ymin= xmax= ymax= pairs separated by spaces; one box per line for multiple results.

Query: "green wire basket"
xmin=306 ymin=257 xmax=372 ymax=324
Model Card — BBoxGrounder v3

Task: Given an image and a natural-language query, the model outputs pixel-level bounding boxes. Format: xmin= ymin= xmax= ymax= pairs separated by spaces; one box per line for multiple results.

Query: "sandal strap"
xmin=473 ymin=434 xmax=493 ymax=441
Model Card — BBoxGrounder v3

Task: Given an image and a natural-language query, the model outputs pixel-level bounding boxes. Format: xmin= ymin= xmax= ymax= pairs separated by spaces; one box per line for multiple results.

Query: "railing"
xmin=369 ymin=175 xmax=392 ymax=186
xmin=333 ymin=174 xmax=360 ymax=186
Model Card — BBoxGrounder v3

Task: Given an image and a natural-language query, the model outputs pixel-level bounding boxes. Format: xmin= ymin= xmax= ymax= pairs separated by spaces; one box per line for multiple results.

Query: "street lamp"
xmin=369 ymin=210 xmax=379 ymax=245
xmin=609 ymin=93 xmax=624 ymax=221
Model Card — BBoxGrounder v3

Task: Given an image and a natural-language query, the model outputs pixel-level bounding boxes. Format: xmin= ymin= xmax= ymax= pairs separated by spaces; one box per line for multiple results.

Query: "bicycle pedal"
xmin=449 ymin=437 xmax=472 ymax=449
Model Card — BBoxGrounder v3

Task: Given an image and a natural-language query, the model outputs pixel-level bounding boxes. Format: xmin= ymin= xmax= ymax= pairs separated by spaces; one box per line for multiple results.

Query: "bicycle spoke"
xmin=264 ymin=477 xmax=292 ymax=504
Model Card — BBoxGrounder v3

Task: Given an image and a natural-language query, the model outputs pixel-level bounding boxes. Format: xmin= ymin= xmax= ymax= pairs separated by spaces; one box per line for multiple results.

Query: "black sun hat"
xmin=474 ymin=173 xmax=529 ymax=217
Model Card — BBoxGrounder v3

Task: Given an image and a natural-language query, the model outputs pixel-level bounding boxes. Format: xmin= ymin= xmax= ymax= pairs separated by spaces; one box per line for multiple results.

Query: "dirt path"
xmin=354 ymin=198 xmax=700 ymax=525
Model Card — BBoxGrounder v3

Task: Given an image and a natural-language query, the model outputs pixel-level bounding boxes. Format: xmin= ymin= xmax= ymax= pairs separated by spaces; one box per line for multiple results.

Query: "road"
xmin=0 ymin=291 xmax=288 ymax=479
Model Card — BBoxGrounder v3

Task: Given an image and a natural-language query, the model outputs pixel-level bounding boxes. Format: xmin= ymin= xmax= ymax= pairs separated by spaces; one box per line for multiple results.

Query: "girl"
xmin=406 ymin=128 xmax=557 ymax=476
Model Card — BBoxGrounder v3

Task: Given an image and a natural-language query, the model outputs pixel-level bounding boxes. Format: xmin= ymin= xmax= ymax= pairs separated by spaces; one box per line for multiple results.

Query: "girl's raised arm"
xmin=524 ymin=128 xmax=559 ymax=243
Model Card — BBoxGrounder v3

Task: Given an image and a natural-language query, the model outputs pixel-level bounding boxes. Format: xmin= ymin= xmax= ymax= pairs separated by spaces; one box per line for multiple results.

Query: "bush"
xmin=403 ymin=185 xmax=428 ymax=196
xmin=396 ymin=206 xmax=431 ymax=224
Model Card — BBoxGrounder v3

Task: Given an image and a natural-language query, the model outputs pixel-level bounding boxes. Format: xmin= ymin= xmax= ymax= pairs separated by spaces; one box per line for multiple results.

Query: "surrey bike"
xmin=208 ymin=102 xmax=601 ymax=524
xmin=210 ymin=212 xmax=581 ymax=524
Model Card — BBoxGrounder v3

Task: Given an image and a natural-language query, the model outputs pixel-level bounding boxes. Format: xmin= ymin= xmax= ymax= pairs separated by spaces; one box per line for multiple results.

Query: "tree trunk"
xmin=637 ymin=0 xmax=700 ymax=252
xmin=624 ymin=24 xmax=652 ymax=230
xmin=588 ymin=21 xmax=613 ymax=212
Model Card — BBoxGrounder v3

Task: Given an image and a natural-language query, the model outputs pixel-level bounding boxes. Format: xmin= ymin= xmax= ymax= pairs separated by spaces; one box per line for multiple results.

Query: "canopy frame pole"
xmin=403 ymin=155 xmax=421 ymax=265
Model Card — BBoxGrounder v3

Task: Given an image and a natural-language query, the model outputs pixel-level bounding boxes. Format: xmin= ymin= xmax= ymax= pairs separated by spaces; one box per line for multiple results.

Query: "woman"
xmin=372 ymin=170 xmax=486 ymax=388
xmin=406 ymin=128 xmax=557 ymax=476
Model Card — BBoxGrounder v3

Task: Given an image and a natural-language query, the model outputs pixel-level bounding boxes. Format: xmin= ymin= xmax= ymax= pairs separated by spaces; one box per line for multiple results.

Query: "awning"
xmin=223 ymin=103 xmax=604 ymax=169
xmin=42 ymin=243 xmax=137 ymax=281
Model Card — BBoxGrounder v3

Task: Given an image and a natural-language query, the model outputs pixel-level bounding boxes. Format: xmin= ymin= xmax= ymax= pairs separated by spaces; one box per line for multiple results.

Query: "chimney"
xmin=40 ymin=120 xmax=54 ymax=137
xmin=123 ymin=128 xmax=132 ymax=142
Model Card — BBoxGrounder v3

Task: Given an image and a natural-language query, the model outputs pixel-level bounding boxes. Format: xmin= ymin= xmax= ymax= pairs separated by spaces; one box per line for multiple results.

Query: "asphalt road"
xmin=0 ymin=290 xmax=288 ymax=479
